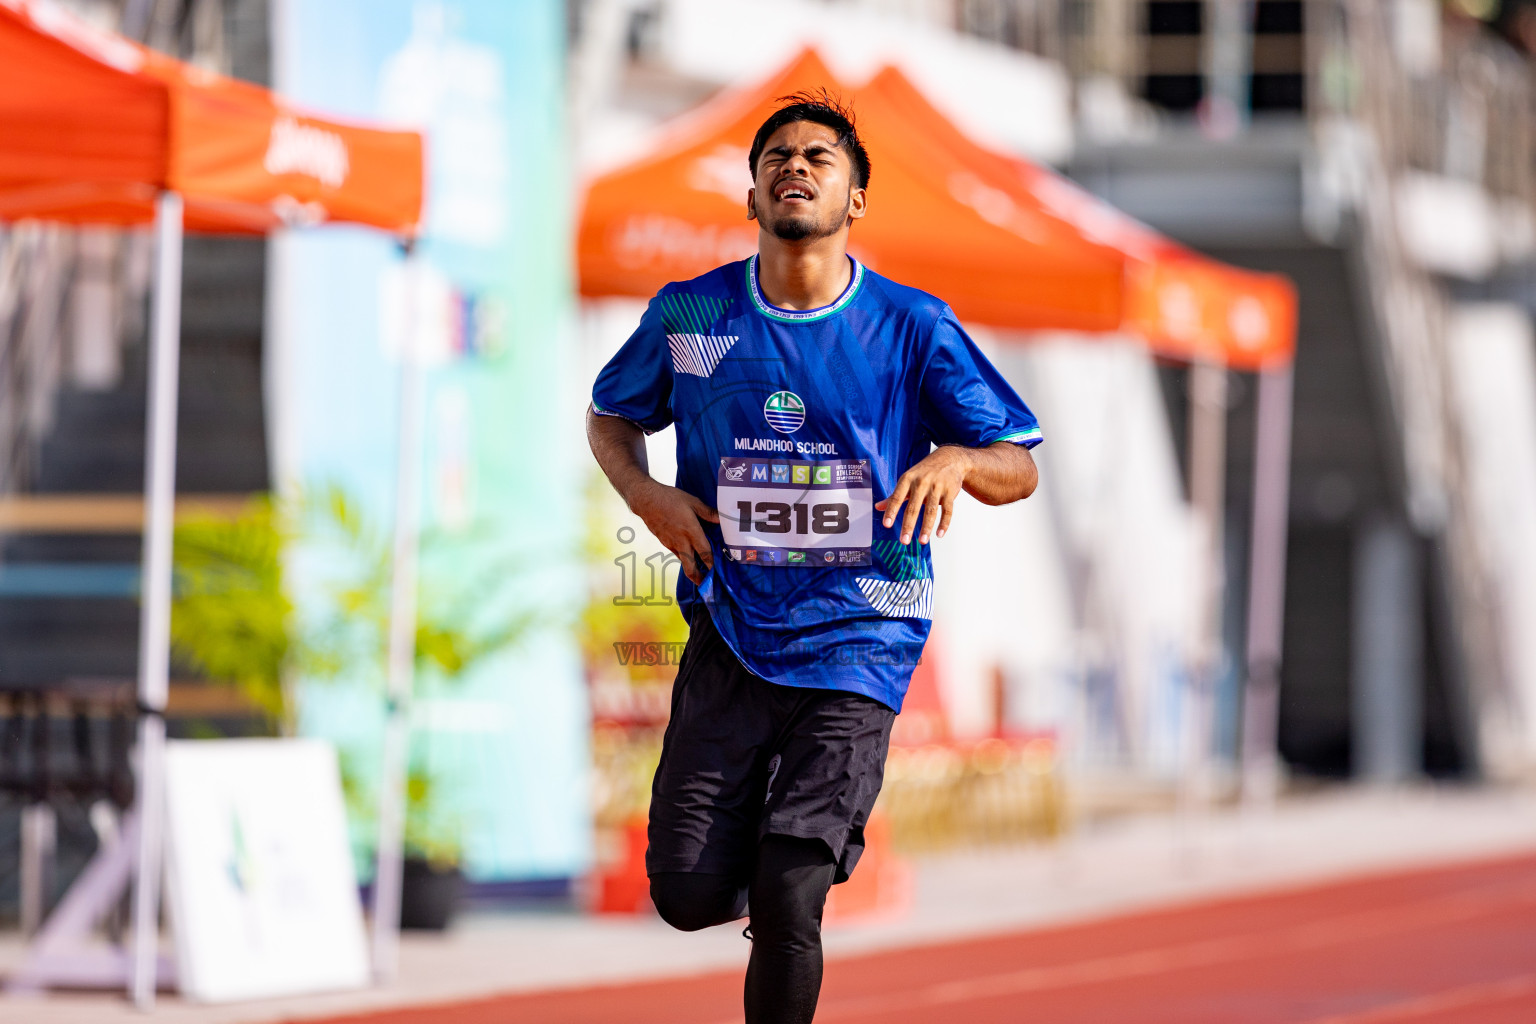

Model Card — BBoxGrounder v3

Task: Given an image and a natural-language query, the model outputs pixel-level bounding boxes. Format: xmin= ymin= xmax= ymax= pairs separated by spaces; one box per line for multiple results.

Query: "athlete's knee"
xmin=649 ymin=872 xmax=747 ymax=932
xmin=749 ymin=835 xmax=836 ymax=945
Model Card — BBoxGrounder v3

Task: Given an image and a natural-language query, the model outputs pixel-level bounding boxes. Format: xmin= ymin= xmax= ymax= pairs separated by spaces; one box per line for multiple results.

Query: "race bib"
xmin=717 ymin=457 xmax=873 ymax=567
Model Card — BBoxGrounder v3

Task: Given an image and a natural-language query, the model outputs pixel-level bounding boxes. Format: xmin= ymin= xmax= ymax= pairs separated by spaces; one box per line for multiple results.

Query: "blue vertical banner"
xmin=269 ymin=1 xmax=588 ymax=881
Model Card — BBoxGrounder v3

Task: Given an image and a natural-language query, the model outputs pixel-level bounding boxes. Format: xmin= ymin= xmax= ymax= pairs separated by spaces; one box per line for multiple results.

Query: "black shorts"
xmin=646 ymin=607 xmax=896 ymax=885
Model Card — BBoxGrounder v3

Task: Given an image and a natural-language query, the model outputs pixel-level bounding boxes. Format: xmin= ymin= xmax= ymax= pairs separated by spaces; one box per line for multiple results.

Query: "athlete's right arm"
xmin=586 ymin=405 xmax=719 ymax=585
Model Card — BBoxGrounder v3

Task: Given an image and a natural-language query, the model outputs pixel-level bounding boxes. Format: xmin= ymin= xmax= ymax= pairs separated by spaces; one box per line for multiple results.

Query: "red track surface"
xmin=301 ymin=852 xmax=1536 ymax=1024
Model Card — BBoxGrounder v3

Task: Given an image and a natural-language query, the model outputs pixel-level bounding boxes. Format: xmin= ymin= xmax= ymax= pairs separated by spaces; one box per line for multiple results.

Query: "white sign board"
xmin=164 ymin=739 xmax=370 ymax=1003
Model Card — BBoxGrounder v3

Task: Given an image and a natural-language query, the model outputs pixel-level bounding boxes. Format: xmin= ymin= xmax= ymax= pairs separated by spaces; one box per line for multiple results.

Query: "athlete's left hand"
xmin=877 ymin=442 xmax=1039 ymax=544
xmin=876 ymin=446 xmax=971 ymax=545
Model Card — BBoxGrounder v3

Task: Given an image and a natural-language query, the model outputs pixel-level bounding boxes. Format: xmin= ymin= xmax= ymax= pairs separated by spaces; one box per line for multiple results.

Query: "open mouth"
xmin=774 ymin=181 xmax=814 ymax=203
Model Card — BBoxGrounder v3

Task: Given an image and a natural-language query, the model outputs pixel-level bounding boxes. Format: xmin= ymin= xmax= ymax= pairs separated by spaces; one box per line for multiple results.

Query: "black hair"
xmin=747 ymin=89 xmax=871 ymax=190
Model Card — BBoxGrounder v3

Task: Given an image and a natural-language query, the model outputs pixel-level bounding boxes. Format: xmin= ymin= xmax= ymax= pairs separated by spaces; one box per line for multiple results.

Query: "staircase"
xmin=1069 ymin=0 xmax=1536 ymax=780
xmin=1308 ymin=0 xmax=1536 ymax=778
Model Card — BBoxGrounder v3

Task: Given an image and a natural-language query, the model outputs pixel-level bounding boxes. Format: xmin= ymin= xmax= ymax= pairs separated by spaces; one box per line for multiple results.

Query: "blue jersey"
xmin=592 ymin=255 xmax=1041 ymax=712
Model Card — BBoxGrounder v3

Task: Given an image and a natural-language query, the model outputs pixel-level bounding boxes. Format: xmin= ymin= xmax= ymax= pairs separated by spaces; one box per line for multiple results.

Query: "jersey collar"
xmin=746 ymin=254 xmax=864 ymax=324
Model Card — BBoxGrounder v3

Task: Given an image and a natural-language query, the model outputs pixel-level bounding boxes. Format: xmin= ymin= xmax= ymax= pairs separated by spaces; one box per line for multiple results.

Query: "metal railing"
xmin=1307 ymin=0 xmax=1532 ymax=775
xmin=1378 ymin=16 xmax=1536 ymax=207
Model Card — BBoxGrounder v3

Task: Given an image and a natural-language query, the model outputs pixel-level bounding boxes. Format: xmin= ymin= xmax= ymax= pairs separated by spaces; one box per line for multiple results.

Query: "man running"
xmin=587 ymin=91 xmax=1041 ymax=1023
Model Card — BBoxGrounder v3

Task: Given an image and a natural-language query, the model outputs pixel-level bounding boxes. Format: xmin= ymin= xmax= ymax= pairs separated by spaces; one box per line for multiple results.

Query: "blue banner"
xmin=270 ymin=0 xmax=588 ymax=881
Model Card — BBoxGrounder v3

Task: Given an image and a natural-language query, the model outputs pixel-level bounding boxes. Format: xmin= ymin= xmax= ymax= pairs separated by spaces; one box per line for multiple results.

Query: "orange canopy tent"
xmin=581 ymin=50 xmax=1127 ymax=333
xmin=577 ymin=49 xmax=1295 ymax=371
xmin=0 ymin=0 xmax=425 ymax=1004
xmin=0 ymin=0 xmax=422 ymax=233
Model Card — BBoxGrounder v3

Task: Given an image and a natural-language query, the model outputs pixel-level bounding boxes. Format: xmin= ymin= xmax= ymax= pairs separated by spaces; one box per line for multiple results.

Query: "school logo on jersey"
xmin=764 ymin=391 xmax=805 ymax=433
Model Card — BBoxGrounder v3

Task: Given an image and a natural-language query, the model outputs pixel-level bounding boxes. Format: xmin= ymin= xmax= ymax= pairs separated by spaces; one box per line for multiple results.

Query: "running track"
xmin=303 ymin=852 xmax=1536 ymax=1023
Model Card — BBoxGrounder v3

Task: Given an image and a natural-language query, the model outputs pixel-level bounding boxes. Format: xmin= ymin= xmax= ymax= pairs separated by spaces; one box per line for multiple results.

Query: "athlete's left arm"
xmin=875 ymin=442 xmax=1038 ymax=546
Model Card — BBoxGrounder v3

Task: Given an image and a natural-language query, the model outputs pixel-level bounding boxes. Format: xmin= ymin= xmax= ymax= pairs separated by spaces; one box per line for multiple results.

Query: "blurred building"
xmin=1060 ymin=0 xmax=1536 ymax=785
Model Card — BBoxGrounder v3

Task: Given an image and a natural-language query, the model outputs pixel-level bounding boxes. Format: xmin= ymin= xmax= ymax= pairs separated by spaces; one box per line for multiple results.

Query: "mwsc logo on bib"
xmin=764 ymin=391 xmax=805 ymax=433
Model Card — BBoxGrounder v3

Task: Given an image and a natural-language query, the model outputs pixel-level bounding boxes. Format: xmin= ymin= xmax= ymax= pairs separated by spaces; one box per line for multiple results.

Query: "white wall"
xmin=1446 ymin=303 xmax=1536 ymax=770
xmin=927 ymin=481 xmax=1076 ymax=741
xmin=980 ymin=335 xmax=1199 ymax=774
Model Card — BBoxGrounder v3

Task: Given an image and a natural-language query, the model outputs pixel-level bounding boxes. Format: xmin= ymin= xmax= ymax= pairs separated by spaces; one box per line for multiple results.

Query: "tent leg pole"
xmin=19 ymin=801 xmax=57 ymax=937
xmin=372 ymin=249 xmax=423 ymax=983
xmin=130 ymin=190 xmax=183 ymax=1010
xmin=1241 ymin=364 xmax=1295 ymax=808
xmin=1183 ymin=359 xmax=1227 ymax=814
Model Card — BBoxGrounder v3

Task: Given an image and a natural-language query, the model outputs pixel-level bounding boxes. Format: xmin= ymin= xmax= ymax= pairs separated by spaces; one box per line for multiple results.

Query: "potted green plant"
xmin=171 ymin=486 xmax=539 ymax=930
xmin=337 ymin=754 xmax=465 ymax=930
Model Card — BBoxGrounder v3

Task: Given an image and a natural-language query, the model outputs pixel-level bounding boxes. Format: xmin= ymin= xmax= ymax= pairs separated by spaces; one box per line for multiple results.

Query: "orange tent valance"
xmin=0 ymin=0 xmax=422 ymax=235
xmin=577 ymin=49 xmax=1295 ymax=370
xmin=864 ymin=67 xmax=1296 ymax=370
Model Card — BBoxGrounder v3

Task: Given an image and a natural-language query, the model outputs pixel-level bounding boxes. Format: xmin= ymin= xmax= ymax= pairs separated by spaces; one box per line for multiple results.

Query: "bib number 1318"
xmin=735 ymin=501 xmax=849 ymax=535
xmin=716 ymin=457 xmax=872 ymax=564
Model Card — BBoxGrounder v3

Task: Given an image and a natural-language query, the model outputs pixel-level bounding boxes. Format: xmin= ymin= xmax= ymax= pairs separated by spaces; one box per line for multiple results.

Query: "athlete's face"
xmin=748 ymin=121 xmax=866 ymax=243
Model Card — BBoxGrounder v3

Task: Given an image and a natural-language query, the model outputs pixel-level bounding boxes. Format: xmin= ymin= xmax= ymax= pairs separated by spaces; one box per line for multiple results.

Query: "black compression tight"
xmin=650 ymin=835 xmax=837 ymax=1024
xmin=742 ymin=836 xmax=837 ymax=1023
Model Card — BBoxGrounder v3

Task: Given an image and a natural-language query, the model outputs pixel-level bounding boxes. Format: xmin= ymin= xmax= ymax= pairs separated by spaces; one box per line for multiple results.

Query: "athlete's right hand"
xmin=628 ymin=479 xmax=720 ymax=585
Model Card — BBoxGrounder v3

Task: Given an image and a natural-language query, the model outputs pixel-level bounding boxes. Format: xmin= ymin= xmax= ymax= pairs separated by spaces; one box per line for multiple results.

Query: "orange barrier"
xmin=823 ymin=816 xmax=913 ymax=925
xmin=595 ymin=819 xmax=653 ymax=915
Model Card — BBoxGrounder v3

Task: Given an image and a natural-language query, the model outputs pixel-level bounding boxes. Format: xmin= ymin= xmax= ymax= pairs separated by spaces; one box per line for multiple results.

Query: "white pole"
xmin=1203 ymin=0 xmax=1251 ymax=137
xmin=1241 ymin=365 xmax=1295 ymax=807
xmin=371 ymin=246 xmax=422 ymax=982
xmin=1183 ymin=358 xmax=1228 ymax=813
xmin=130 ymin=189 xmax=183 ymax=1009
xmin=19 ymin=802 xmax=57 ymax=937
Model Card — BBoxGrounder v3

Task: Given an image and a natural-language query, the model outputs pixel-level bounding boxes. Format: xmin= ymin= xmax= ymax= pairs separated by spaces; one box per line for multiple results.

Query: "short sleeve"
xmin=918 ymin=309 xmax=1042 ymax=449
xmin=591 ymin=295 xmax=675 ymax=434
